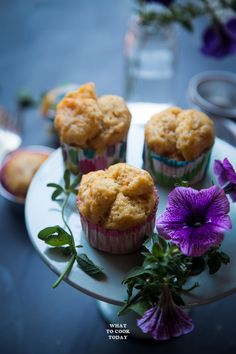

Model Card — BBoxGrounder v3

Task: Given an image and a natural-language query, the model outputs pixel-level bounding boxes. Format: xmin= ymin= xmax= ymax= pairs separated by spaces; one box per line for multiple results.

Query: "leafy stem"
xmin=38 ymin=169 xmax=106 ymax=287
xmin=61 ymin=193 xmax=74 ymax=241
xmin=137 ymin=0 xmax=236 ymax=32
xmin=53 ymin=254 xmax=76 ymax=288
xmin=119 ymin=234 xmax=230 ymax=317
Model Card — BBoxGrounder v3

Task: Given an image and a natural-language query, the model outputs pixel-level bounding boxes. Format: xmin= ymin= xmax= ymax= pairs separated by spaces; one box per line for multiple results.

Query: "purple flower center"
xmin=186 ymin=213 xmax=205 ymax=228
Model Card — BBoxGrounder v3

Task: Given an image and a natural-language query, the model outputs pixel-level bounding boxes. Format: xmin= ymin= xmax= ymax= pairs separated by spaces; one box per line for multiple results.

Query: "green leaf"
xmin=51 ymin=188 xmax=64 ymax=201
xmin=190 ymin=256 xmax=205 ymax=276
xmin=142 ymin=237 xmax=152 ymax=252
xmin=70 ymin=174 xmax=82 ymax=190
xmin=123 ymin=266 xmax=151 ymax=282
xmin=69 ymin=174 xmax=82 ymax=195
xmin=129 ymin=301 xmax=150 ymax=316
xmin=118 ymin=293 xmax=142 ymax=316
xmin=127 ymin=278 xmax=136 ymax=300
xmin=158 ymin=237 xmax=167 ymax=252
xmin=47 ymin=183 xmax=64 ymax=200
xmin=64 ymin=169 xmax=71 ymax=191
xmin=38 ymin=225 xmax=73 ymax=247
xmin=118 ymin=304 xmax=131 ymax=317
xmin=47 ymin=182 xmax=62 ymax=189
xmin=183 ymin=282 xmax=200 ymax=293
xmin=38 ymin=226 xmax=59 ymax=239
xmin=175 ymin=180 xmax=189 ymax=187
xmin=52 ymin=254 xmax=76 ymax=288
xmin=69 ymin=149 xmax=78 ymax=165
xmin=152 ymin=243 xmax=163 ymax=258
xmin=51 ymin=246 xmax=72 ymax=257
xmin=179 ymin=19 xmax=193 ymax=31
xmin=219 ymin=251 xmax=230 ymax=264
xmin=207 ymin=254 xmax=221 ymax=275
xmin=76 ymin=254 xmax=105 ymax=279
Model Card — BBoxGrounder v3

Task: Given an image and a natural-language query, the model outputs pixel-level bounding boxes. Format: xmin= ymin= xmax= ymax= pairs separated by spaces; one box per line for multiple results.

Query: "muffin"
xmin=0 ymin=149 xmax=49 ymax=199
xmin=54 ymin=82 xmax=131 ymax=174
xmin=78 ymin=163 xmax=158 ymax=254
xmin=144 ymin=107 xmax=215 ymax=187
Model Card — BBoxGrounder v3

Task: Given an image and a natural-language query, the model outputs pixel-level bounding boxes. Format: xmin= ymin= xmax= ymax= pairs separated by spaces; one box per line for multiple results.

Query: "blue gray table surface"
xmin=0 ymin=1 xmax=236 ymax=354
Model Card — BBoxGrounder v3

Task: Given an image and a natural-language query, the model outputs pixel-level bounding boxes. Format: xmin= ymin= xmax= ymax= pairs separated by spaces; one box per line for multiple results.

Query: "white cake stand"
xmin=25 ymin=103 xmax=236 ymax=338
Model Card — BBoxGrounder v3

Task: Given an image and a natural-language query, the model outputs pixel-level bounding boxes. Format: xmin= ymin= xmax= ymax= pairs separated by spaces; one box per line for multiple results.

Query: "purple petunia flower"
xmin=214 ymin=158 xmax=236 ymax=202
xmin=156 ymin=186 xmax=232 ymax=257
xmin=201 ymin=18 xmax=236 ymax=58
xmin=137 ymin=285 xmax=193 ymax=340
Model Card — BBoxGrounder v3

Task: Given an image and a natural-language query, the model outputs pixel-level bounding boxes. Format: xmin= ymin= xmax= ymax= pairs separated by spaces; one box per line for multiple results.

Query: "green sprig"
xmin=137 ymin=0 xmax=236 ymax=32
xmin=47 ymin=169 xmax=81 ymax=201
xmin=38 ymin=169 xmax=106 ymax=287
xmin=206 ymin=246 xmax=230 ymax=274
xmin=119 ymin=234 xmax=230 ymax=317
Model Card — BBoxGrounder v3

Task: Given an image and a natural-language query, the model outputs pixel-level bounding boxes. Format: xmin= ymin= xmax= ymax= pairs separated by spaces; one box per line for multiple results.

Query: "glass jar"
xmin=124 ymin=15 xmax=177 ymax=104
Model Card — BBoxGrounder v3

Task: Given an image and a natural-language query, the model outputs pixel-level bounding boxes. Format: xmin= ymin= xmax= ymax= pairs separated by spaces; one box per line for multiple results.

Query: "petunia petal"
xmin=226 ymin=18 xmax=236 ymax=40
xmin=166 ymin=187 xmax=198 ymax=214
xmin=222 ymin=158 xmax=236 ymax=184
xmin=137 ymin=288 xmax=194 ymax=341
xmin=204 ymin=186 xmax=231 ymax=220
xmin=229 ymin=190 xmax=236 ymax=202
xmin=152 ymin=306 xmax=193 ymax=340
xmin=208 ymin=214 xmax=232 ymax=233
xmin=137 ymin=307 xmax=158 ymax=333
xmin=201 ymin=21 xmax=236 ymax=58
xmin=178 ymin=225 xmax=224 ymax=257
xmin=214 ymin=160 xmax=228 ymax=186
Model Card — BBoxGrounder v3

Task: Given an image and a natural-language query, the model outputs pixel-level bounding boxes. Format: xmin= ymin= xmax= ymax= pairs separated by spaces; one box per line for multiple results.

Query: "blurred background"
xmin=0 ymin=0 xmax=236 ymax=354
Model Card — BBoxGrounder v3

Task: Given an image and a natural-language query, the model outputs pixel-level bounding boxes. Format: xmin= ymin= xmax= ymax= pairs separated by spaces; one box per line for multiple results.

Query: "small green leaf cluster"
xmin=47 ymin=169 xmax=81 ymax=201
xmin=189 ymin=246 xmax=230 ymax=276
xmin=138 ymin=2 xmax=205 ymax=31
xmin=137 ymin=0 xmax=236 ymax=32
xmin=119 ymin=235 xmax=194 ymax=316
xmin=119 ymin=234 xmax=230 ymax=316
xmin=207 ymin=247 xmax=230 ymax=274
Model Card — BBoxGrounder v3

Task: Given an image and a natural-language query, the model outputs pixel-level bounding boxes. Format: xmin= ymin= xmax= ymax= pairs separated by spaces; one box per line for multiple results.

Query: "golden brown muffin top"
xmin=55 ymin=83 xmax=131 ymax=149
xmin=78 ymin=163 xmax=156 ymax=231
xmin=2 ymin=150 xmax=49 ymax=197
xmin=145 ymin=107 xmax=214 ymax=161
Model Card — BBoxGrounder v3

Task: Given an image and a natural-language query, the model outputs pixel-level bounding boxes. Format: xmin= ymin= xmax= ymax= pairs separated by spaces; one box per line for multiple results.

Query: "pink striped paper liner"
xmin=78 ymin=190 xmax=158 ymax=254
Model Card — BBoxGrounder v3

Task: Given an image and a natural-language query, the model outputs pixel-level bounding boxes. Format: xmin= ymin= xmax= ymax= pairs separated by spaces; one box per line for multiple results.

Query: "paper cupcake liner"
xmin=61 ymin=139 xmax=127 ymax=175
xmin=41 ymin=83 xmax=79 ymax=120
xmin=143 ymin=143 xmax=212 ymax=187
xmin=79 ymin=191 xmax=158 ymax=255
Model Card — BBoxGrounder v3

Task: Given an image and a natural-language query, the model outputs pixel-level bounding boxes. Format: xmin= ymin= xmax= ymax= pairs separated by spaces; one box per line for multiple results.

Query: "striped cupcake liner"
xmin=79 ymin=191 xmax=158 ymax=255
xmin=61 ymin=139 xmax=127 ymax=175
xmin=143 ymin=143 xmax=212 ymax=187
xmin=41 ymin=83 xmax=79 ymax=120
